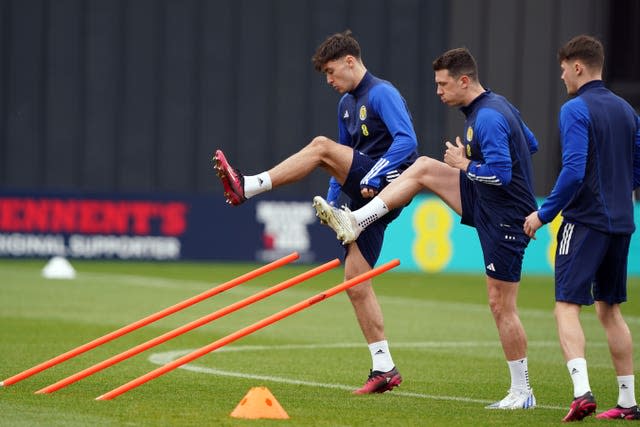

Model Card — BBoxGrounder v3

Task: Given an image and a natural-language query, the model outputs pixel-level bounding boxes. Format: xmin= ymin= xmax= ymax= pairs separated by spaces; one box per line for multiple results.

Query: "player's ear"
xmin=345 ymin=55 xmax=355 ymax=67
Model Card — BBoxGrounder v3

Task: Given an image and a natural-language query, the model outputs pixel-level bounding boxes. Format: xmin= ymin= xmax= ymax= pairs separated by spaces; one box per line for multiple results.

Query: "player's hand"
xmin=360 ymin=187 xmax=378 ymax=198
xmin=523 ymin=211 xmax=543 ymax=239
xmin=444 ymin=137 xmax=470 ymax=171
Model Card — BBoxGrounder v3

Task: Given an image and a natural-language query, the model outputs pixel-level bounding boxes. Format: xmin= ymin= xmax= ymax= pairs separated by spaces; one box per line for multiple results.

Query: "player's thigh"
xmin=555 ymin=222 xmax=607 ymax=305
xmin=310 ymin=136 xmax=354 ymax=183
xmin=414 ymin=157 xmax=461 ymax=214
xmin=344 ymin=242 xmax=372 ymax=278
xmin=593 ymin=234 xmax=631 ymax=305
xmin=478 ymin=222 xmax=528 ymax=283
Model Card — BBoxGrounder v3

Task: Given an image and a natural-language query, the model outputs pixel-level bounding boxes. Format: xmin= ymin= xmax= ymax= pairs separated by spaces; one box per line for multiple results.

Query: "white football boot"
xmin=485 ymin=388 xmax=536 ymax=410
xmin=312 ymin=196 xmax=362 ymax=244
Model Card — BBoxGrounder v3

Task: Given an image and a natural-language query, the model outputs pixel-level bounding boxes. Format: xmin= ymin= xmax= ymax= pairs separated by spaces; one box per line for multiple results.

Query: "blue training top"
xmin=460 ymin=90 xmax=538 ymax=224
xmin=326 ymin=72 xmax=418 ymax=203
xmin=537 ymin=80 xmax=640 ymax=234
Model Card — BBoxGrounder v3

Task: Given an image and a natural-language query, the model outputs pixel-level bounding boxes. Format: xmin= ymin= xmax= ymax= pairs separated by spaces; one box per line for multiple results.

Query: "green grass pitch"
xmin=1 ymin=258 xmax=639 ymax=426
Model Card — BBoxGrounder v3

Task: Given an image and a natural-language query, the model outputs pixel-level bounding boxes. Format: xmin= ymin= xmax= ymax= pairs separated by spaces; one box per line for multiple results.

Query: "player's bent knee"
xmin=309 ymin=136 xmax=334 ymax=151
xmin=409 ymin=156 xmax=436 ymax=174
xmin=407 ymin=156 xmax=440 ymax=181
xmin=415 ymin=156 xmax=432 ymax=170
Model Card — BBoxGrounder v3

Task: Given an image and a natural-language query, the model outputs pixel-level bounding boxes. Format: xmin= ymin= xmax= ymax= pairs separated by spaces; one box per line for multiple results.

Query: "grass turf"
xmin=1 ymin=258 xmax=639 ymax=426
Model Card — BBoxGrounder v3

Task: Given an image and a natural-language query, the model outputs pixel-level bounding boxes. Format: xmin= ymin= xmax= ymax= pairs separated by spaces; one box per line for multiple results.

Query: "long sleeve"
xmin=325 ymin=100 xmax=350 ymax=204
xmin=359 ymin=84 xmax=417 ymax=189
xmin=466 ymin=108 xmax=513 ymax=186
xmin=634 ymin=115 xmax=640 ymax=189
xmin=538 ymin=99 xmax=590 ymax=223
xmin=523 ymin=122 xmax=539 ymax=154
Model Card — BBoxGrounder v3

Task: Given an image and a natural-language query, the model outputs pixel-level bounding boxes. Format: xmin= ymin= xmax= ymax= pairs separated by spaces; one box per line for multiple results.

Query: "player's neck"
xmin=463 ymin=84 xmax=486 ymax=107
xmin=576 ymin=75 xmax=603 ymax=91
xmin=352 ymin=64 xmax=368 ymax=89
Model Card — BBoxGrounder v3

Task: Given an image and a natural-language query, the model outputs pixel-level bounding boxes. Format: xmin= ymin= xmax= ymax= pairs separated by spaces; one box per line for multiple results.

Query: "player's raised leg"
xmin=314 ymin=156 xmax=461 ymax=243
xmin=213 ymin=136 xmax=352 ymax=205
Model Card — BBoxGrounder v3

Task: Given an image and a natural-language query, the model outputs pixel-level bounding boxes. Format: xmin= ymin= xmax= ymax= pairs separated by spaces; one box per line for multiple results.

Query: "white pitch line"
xmin=148 ymin=346 xmax=565 ymax=411
xmin=78 ymin=272 xmax=219 ymax=290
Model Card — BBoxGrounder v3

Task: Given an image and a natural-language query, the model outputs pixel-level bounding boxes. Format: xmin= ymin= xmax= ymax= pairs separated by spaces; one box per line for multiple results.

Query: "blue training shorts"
xmin=459 ymin=172 xmax=530 ymax=282
xmin=555 ymin=220 xmax=631 ymax=305
xmin=339 ymin=150 xmax=404 ymax=267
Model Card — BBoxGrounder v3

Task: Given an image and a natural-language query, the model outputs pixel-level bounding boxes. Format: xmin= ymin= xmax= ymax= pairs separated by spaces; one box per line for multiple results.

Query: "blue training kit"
xmin=538 ymin=80 xmax=640 ymax=305
xmin=460 ymin=90 xmax=538 ymax=225
xmin=326 ymin=71 xmax=418 ymax=268
xmin=326 ymin=71 xmax=418 ymax=204
xmin=537 ymin=80 xmax=640 ymax=233
xmin=458 ymin=90 xmax=538 ymax=282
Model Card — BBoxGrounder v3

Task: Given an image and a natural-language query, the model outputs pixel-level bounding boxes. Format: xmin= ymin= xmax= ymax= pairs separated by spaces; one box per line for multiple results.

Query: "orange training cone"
xmin=230 ymin=386 xmax=290 ymax=419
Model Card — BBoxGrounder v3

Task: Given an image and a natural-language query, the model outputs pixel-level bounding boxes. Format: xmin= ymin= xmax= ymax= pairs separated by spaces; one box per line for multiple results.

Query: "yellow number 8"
xmin=412 ymin=199 xmax=453 ymax=272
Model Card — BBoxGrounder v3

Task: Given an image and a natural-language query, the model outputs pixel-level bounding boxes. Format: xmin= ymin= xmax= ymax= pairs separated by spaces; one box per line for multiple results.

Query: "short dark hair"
xmin=557 ymin=35 xmax=604 ymax=70
xmin=432 ymin=48 xmax=479 ymax=81
xmin=311 ymin=30 xmax=361 ymax=71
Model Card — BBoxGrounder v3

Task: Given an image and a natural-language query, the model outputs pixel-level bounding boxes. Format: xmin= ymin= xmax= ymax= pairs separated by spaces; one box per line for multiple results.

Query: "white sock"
xmin=352 ymin=197 xmax=389 ymax=229
xmin=368 ymin=340 xmax=395 ymax=372
xmin=243 ymin=172 xmax=272 ymax=199
xmin=567 ymin=358 xmax=591 ymax=397
xmin=508 ymin=358 xmax=531 ymax=391
xmin=617 ymin=375 xmax=637 ymax=408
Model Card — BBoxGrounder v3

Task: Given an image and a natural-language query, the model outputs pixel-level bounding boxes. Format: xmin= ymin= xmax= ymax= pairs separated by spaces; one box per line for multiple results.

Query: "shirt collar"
xmin=460 ymin=89 xmax=492 ymax=117
xmin=349 ymin=72 xmax=373 ymax=98
xmin=577 ymin=79 xmax=604 ymax=95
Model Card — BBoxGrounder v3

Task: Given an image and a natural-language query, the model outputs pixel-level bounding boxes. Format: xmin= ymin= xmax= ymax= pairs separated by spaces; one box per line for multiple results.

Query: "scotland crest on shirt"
xmin=359 ymin=105 xmax=367 ymax=120
xmin=466 ymin=126 xmax=474 ymax=157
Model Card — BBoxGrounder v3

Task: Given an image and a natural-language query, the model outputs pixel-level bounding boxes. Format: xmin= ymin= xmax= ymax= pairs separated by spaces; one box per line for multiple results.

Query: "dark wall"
xmin=0 ymin=0 xmax=447 ymax=197
xmin=445 ymin=0 xmax=612 ymax=195
xmin=0 ymin=0 xmax=637 ymax=197
xmin=444 ymin=0 xmax=639 ymax=196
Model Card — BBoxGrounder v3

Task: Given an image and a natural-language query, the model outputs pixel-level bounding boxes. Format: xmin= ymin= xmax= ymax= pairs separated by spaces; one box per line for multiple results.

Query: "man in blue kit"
xmin=212 ymin=30 xmax=418 ymax=394
xmin=524 ymin=35 xmax=640 ymax=422
xmin=315 ymin=47 xmax=539 ymax=409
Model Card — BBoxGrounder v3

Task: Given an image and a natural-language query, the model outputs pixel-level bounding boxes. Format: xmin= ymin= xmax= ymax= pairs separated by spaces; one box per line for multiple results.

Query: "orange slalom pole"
xmin=1 ymin=252 xmax=299 ymax=387
xmin=37 ymin=258 xmax=340 ymax=394
xmin=96 ymin=258 xmax=400 ymax=400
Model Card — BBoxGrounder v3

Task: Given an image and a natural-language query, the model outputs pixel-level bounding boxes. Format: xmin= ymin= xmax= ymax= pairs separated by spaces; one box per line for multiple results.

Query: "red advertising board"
xmin=0 ymin=192 xmax=338 ymax=263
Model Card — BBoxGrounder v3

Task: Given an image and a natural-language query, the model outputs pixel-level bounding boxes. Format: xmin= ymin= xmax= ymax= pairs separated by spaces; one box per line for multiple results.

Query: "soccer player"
xmin=523 ymin=35 xmax=640 ymax=422
xmin=315 ymin=47 xmax=539 ymax=409
xmin=212 ymin=30 xmax=418 ymax=394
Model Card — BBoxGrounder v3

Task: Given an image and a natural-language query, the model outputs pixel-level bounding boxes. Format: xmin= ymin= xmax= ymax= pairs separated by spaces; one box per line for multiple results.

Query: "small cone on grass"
xmin=42 ymin=256 xmax=76 ymax=280
xmin=230 ymin=386 xmax=289 ymax=419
